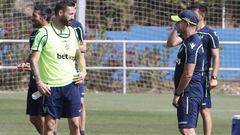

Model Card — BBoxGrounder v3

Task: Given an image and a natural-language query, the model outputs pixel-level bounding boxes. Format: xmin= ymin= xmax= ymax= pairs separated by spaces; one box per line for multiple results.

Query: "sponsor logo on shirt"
xmin=57 ymin=53 xmax=75 ymax=61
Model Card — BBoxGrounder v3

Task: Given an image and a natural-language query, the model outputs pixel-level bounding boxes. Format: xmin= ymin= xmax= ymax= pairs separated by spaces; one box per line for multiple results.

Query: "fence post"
xmin=123 ymin=41 xmax=127 ymax=94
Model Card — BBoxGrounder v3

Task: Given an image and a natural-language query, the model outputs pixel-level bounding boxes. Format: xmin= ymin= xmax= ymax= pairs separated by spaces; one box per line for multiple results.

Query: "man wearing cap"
xmin=167 ymin=3 xmax=220 ymax=135
xmin=170 ymin=10 xmax=204 ymax=135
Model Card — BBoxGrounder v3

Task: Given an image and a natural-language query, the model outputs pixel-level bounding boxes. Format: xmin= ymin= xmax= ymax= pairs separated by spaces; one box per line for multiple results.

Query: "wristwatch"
xmin=211 ymin=75 xmax=217 ymax=80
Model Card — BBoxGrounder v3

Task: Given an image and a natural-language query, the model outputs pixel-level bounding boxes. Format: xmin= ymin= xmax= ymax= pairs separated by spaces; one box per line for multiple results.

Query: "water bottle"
xmin=32 ymin=91 xmax=42 ymax=100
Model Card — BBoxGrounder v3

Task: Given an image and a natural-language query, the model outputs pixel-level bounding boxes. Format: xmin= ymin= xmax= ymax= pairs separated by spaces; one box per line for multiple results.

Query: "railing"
xmin=1 ymin=39 xmax=240 ymax=93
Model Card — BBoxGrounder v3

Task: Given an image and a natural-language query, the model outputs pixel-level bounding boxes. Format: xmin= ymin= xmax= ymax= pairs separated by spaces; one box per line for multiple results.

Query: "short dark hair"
xmin=73 ymin=0 xmax=77 ymax=4
xmin=55 ymin=1 xmax=75 ymax=15
xmin=187 ymin=2 xmax=208 ymax=17
xmin=34 ymin=4 xmax=52 ymax=22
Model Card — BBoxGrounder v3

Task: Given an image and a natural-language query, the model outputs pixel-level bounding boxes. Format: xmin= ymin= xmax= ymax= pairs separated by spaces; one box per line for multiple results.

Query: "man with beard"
xmin=17 ymin=4 xmax=53 ymax=135
xmin=30 ymin=1 xmax=86 ymax=135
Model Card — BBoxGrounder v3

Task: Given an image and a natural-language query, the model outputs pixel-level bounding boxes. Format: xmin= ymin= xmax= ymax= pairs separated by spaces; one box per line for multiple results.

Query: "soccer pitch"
xmin=0 ymin=92 xmax=239 ymax=135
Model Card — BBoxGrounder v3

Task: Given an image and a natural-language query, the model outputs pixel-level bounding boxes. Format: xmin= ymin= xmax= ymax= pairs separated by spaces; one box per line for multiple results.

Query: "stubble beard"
xmin=60 ymin=16 xmax=72 ymax=26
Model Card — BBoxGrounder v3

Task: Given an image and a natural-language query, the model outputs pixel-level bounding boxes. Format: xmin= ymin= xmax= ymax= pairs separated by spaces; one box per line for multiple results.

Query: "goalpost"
xmin=1 ymin=0 xmax=240 ymax=93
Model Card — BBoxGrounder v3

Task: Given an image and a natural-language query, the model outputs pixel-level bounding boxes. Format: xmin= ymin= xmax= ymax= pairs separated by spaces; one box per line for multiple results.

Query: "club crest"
xmin=63 ymin=40 xmax=70 ymax=50
xmin=190 ymin=42 xmax=196 ymax=49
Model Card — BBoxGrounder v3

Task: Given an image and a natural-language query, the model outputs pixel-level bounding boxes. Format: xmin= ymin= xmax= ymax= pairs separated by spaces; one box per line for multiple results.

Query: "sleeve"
xmin=29 ymin=31 xmax=37 ymax=49
xmin=31 ymin=28 xmax=48 ymax=51
xmin=74 ymin=24 xmax=85 ymax=41
xmin=209 ymin=30 xmax=219 ymax=49
xmin=185 ymin=42 xmax=198 ymax=64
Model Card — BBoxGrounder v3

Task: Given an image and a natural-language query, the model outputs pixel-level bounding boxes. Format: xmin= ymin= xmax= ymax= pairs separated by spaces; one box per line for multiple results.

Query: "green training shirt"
xmin=31 ymin=23 xmax=79 ymax=87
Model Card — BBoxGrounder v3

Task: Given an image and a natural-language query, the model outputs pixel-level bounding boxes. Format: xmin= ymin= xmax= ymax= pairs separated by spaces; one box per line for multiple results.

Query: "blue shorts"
xmin=26 ymin=76 xmax=44 ymax=116
xmin=201 ymin=73 xmax=212 ymax=108
xmin=201 ymin=96 xmax=211 ymax=109
xmin=79 ymin=83 xmax=85 ymax=98
xmin=43 ymin=83 xmax=81 ymax=119
xmin=177 ymin=95 xmax=202 ymax=129
xmin=62 ymin=84 xmax=84 ymax=118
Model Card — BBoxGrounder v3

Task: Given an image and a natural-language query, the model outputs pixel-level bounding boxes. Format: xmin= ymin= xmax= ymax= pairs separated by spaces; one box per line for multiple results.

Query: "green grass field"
xmin=0 ymin=92 xmax=240 ymax=135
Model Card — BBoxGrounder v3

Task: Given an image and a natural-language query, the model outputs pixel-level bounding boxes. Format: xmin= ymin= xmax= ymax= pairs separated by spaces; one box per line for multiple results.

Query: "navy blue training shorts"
xmin=201 ymin=73 xmax=212 ymax=108
xmin=79 ymin=83 xmax=85 ymax=98
xmin=177 ymin=95 xmax=202 ymax=129
xmin=26 ymin=76 xmax=44 ymax=116
xmin=43 ymin=83 xmax=81 ymax=119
